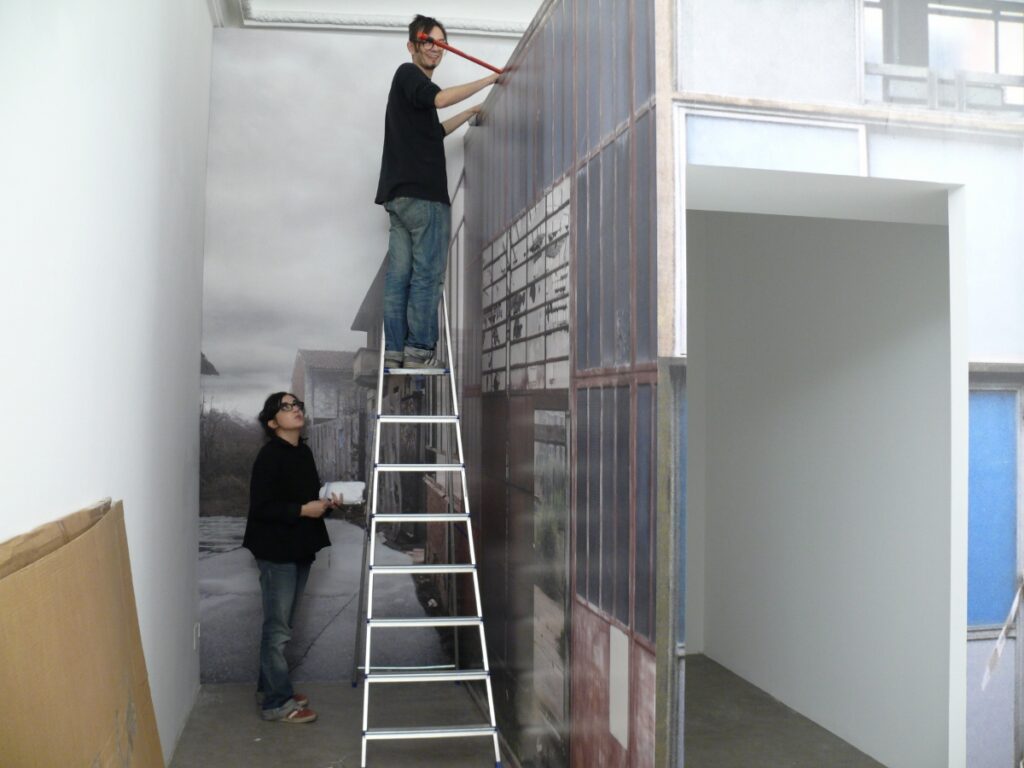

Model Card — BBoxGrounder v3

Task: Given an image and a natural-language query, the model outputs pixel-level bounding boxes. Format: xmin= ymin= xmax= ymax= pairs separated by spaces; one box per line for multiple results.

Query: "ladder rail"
xmin=360 ymin=323 xmax=387 ymax=757
xmin=440 ymin=292 xmax=462 ymax=673
xmin=350 ymin=494 xmax=372 ymax=687
xmin=350 ymin=325 xmax=387 ymax=687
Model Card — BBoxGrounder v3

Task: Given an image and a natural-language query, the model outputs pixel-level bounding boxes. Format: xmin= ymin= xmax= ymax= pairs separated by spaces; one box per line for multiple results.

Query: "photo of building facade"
xmin=447 ymin=1 xmax=1023 ymax=765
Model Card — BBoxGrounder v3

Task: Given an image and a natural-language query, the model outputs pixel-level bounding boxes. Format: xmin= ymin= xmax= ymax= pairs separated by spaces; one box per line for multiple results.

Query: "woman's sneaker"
xmin=255 ymin=691 xmax=309 ymax=709
xmin=271 ymin=707 xmax=318 ymax=724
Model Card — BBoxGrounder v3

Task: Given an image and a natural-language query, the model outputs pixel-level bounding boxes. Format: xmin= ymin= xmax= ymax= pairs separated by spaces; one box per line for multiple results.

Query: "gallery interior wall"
xmin=687 ymin=208 xmax=960 ymax=768
xmin=0 ymin=0 xmax=215 ymax=761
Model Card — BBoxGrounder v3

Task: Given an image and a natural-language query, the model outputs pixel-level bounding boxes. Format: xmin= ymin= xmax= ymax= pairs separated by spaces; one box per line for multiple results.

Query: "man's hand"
xmin=434 ymin=72 xmax=500 ymax=110
xmin=442 ymin=103 xmax=486 ymax=135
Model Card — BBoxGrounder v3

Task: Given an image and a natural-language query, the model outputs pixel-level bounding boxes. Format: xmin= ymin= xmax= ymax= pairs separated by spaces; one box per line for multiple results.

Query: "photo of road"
xmin=199 ymin=517 xmax=445 ymax=683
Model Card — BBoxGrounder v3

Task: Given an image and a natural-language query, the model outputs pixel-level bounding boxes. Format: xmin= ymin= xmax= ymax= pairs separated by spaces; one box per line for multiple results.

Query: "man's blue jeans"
xmin=383 ymin=197 xmax=451 ymax=356
xmin=256 ymin=560 xmax=311 ymax=714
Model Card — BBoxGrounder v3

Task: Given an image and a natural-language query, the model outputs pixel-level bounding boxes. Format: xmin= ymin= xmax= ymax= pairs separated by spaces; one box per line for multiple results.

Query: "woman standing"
xmin=244 ymin=392 xmax=335 ymax=723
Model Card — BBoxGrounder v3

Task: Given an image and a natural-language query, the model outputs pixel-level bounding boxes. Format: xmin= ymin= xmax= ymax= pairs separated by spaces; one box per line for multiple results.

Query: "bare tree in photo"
xmin=200 ymin=397 xmax=263 ymax=517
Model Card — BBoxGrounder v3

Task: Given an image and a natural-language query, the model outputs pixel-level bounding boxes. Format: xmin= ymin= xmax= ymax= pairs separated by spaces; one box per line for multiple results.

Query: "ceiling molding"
xmin=237 ymin=0 xmax=527 ymax=37
xmin=207 ymin=0 xmax=225 ymax=27
xmin=210 ymin=0 xmax=245 ymax=27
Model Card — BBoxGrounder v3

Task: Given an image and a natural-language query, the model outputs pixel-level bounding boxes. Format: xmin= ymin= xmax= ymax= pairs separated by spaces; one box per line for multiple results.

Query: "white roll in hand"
xmin=319 ymin=481 xmax=366 ymax=506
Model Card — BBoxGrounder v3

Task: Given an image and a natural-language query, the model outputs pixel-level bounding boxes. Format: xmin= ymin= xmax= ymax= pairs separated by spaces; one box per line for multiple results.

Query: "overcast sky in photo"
xmin=199 ymin=28 xmax=507 ymax=421
xmin=201 ymin=29 xmax=391 ymax=416
xmin=201 ymin=28 xmax=510 ymax=417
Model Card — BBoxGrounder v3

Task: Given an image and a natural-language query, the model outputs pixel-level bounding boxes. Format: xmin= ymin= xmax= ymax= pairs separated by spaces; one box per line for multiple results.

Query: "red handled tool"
xmin=417 ymin=32 xmax=504 ymax=74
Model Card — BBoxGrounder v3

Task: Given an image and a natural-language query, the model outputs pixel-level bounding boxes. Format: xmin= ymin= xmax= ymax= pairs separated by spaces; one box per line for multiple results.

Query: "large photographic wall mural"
xmin=197 ymin=30 xmax=441 ymax=688
xmin=461 ymin=0 xmax=658 ymax=765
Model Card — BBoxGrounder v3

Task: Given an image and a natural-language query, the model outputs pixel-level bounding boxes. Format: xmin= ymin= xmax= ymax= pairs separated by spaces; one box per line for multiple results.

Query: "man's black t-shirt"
xmin=375 ymin=62 xmax=449 ymax=206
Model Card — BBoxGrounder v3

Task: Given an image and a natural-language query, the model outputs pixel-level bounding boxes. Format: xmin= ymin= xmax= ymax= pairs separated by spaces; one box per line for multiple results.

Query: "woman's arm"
xmin=248 ymin=444 xmax=332 ymax=521
xmin=249 ymin=449 xmax=306 ymax=522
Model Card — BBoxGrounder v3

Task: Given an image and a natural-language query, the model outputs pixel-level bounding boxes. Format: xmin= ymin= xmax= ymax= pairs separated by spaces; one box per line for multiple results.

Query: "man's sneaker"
xmin=404 ymin=356 xmax=443 ymax=370
xmin=403 ymin=347 xmax=442 ymax=369
xmin=383 ymin=352 xmax=403 ymax=370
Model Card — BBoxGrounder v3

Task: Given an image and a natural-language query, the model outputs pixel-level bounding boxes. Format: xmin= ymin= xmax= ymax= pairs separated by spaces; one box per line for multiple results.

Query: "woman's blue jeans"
xmin=382 ymin=197 xmax=451 ymax=355
xmin=256 ymin=560 xmax=311 ymax=714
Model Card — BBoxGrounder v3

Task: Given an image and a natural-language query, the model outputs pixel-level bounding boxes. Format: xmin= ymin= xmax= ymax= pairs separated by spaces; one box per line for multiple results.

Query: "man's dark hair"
xmin=409 ymin=14 xmax=446 ymax=44
xmin=258 ymin=391 xmax=296 ymax=439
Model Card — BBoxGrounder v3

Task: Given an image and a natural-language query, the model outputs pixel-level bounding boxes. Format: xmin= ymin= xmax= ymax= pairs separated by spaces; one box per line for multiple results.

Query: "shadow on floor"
xmin=684 ymin=654 xmax=885 ymax=768
xmin=170 ymin=681 xmax=505 ymax=768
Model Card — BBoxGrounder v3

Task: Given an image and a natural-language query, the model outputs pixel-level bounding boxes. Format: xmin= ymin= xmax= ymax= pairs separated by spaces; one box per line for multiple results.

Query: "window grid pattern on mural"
xmin=481 ymin=177 xmax=571 ymax=392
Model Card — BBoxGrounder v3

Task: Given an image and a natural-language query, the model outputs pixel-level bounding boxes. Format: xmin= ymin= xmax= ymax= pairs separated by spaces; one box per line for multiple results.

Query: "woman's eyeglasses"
xmin=279 ymin=400 xmax=305 ymax=413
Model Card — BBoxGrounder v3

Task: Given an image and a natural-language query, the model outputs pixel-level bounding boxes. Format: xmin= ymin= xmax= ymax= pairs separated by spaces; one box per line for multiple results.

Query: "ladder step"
xmin=384 ymin=367 xmax=448 ymax=376
xmin=371 ymin=564 xmax=475 ymax=575
xmin=366 ymin=669 xmax=489 ymax=684
xmin=377 ymin=414 xmax=458 ymax=424
xmin=376 ymin=463 xmax=464 ymax=472
xmin=364 ymin=725 xmax=496 ymax=741
xmin=359 ymin=663 xmax=456 ymax=672
xmin=369 ymin=616 xmax=483 ymax=628
xmin=373 ymin=513 xmax=469 ymax=523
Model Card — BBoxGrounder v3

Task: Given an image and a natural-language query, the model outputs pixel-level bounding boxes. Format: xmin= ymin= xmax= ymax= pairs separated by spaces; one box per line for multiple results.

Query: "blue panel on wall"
xmin=968 ymin=390 xmax=1018 ymax=626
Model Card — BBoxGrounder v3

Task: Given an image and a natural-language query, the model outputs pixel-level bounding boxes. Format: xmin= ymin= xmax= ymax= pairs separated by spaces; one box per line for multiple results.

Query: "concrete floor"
xmin=170 ymin=681 xmax=506 ymax=768
xmin=684 ymin=655 xmax=885 ymax=767
xmin=172 ymin=656 xmax=887 ymax=767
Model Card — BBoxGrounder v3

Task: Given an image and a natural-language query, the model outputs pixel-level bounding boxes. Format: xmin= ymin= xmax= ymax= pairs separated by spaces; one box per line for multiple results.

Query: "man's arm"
xmin=435 ymin=72 xmax=499 ymax=109
xmin=442 ymin=104 xmax=483 ymax=135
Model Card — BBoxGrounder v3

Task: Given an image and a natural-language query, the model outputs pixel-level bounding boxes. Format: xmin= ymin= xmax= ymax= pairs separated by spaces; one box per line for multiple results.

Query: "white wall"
xmin=688 ymin=210 xmax=962 ymax=768
xmin=0 ymin=1 xmax=213 ymax=761
xmin=677 ymin=0 xmax=859 ymax=104
xmin=674 ymin=6 xmax=1024 ymax=365
xmin=867 ymin=129 xmax=1024 ymax=363
xmin=968 ymin=638 xmax=1016 ymax=768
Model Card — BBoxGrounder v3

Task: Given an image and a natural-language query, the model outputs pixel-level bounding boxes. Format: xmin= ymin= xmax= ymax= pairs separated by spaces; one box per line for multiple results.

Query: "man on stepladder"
xmin=375 ymin=14 xmax=498 ymax=369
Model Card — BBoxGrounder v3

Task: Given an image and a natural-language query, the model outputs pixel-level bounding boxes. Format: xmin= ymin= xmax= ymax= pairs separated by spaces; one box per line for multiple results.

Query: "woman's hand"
xmin=300 ymin=500 xmax=331 ymax=518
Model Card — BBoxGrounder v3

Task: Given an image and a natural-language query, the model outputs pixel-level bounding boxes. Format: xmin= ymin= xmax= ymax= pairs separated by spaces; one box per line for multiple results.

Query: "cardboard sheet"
xmin=0 ymin=499 xmax=163 ymax=767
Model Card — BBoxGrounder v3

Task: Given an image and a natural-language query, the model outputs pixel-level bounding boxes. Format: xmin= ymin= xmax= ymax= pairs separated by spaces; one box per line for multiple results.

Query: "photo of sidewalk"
xmin=198 ymin=517 xmax=446 ymax=683
xmin=180 ymin=517 xmax=505 ymax=766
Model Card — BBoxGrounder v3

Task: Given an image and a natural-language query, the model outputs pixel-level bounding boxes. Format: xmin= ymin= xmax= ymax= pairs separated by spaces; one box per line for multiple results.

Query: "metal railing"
xmin=866 ymin=62 xmax=1024 ymax=116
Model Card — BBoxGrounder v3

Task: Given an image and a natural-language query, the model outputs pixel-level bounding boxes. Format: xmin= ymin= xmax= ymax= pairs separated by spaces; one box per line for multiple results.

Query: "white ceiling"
xmin=686 ymin=165 xmax=954 ymax=226
xmin=209 ymin=0 xmax=542 ymax=36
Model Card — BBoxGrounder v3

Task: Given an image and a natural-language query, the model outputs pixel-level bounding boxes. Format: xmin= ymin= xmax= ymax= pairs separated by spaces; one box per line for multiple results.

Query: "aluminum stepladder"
xmin=354 ymin=291 xmax=501 ymax=767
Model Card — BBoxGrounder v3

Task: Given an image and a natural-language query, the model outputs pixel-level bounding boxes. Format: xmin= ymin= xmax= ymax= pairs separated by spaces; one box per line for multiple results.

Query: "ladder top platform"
xmin=384 ymin=367 xmax=448 ymax=376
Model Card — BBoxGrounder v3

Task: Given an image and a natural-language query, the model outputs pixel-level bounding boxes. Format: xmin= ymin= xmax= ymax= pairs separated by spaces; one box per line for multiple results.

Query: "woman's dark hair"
xmin=258 ymin=392 xmax=295 ymax=438
xmin=409 ymin=14 xmax=446 ymax=43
